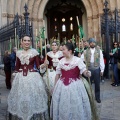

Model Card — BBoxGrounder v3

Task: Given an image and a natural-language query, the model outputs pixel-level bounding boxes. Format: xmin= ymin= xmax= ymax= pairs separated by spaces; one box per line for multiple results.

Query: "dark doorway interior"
xmin=45 ymin=2 xmax=83 ymax=43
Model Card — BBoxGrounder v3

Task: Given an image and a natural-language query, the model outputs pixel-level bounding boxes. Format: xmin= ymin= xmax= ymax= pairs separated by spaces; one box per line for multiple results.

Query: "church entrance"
xmin=44 ymin=0 xmax=86 ymax=43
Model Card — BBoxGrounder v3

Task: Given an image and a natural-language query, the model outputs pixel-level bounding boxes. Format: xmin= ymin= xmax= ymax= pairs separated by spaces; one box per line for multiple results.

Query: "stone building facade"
xmin=0 ymin=0 xmax=119 ymax=41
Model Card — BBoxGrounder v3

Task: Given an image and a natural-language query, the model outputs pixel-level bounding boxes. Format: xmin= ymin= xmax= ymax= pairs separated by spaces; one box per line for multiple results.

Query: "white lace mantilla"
xmin=47 ymin=51 xmax=63 ymax=67
xmin=16 ymin=49 xmax=39 ymax=65
xmin=47 ymin=51 xmax=63 ymax=59
xmin=56 ymin=56 xmax=87 ymax=74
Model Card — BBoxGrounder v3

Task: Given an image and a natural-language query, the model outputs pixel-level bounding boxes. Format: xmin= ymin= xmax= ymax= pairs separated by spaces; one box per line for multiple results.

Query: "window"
xmin=70 ymin=23 xmax=73 ymax=31
xmin=55 ymin=26 xmax=57 ymax=31
xmin=54 ymin=18 xmax=57 ymax=21
xmin=62 ymin=24 xmax=66 ymax=32
xmin=62 ymin=18 xmax=65 ymax=22
xmin=70 ymin=17 xmax=73 ymax=21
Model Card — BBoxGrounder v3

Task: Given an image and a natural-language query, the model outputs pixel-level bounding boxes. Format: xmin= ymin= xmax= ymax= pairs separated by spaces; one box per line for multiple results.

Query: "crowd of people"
xmin=2 ymin=34 xmax=120 ymax=120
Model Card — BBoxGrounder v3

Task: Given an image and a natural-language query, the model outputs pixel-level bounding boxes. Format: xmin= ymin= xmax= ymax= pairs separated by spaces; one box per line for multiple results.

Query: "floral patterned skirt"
xmin=8 ymin=71 xmax=48 ymax=120
xmin=50 ymin=79 xmax=92 ymax=120
xmin=8 ymin=110 xmax=49 ymax=120
xmin=42 ymin=69 xmax=56 ymax=94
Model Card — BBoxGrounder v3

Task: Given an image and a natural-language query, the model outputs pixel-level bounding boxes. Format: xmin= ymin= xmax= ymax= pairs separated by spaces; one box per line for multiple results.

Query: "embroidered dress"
xmin=8 ymin=49 xmax=48 ymax=120
xmin=50 ymin=56 xmax=91 ymax=120
xmin=42 ymin=51 xmax=63 ymax=92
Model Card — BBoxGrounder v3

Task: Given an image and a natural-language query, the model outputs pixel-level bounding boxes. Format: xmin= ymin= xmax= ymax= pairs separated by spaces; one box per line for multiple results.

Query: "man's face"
xmin=89 ymin=42 xmax=95 ymax=48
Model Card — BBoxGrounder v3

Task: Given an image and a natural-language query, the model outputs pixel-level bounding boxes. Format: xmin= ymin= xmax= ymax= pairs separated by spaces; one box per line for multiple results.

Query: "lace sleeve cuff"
xmin=39 ymin=65 xmax=46 ymax=73
xmin=56 ymin=70 xmax=61 ymax=75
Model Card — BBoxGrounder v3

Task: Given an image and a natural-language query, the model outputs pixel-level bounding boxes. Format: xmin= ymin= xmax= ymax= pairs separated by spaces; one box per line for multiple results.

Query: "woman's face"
xmin=52 ymin=42 xmax=58 ymax=51
xmin=62 ymin=45 xmax=71 ymax=57
xmin=22 ymin=36 xmax=31 ymax=50
xmin=59 ymin=46 xmax=63 ymax=51
xmin=114 ymin=42 xmax=118 ymax=48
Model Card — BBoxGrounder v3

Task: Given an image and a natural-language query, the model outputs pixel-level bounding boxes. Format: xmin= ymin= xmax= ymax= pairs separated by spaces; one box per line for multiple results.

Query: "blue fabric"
xmin=89 ymin=38 xmax=96 ymax=43
xmin=34 ymin=63 xmax=39 ymax=73
xmin=113 ymin=64 xmax=119 ymax=85
xmin=89 ymin=68 xmax=100 ymax=100
xmin=10 ymin=52 xmax=16 ymax=71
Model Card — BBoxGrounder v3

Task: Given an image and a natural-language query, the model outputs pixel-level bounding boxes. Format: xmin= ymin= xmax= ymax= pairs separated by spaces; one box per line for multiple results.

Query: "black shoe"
xmin=112 ymin=84 xmax=118 ymax=87
xmin=96 ymin=99 xmax=101 ymax=103
xmin=111 ymin=83 xmax=115 ymax=86
xmin=7 ymin=87 xmax=11 ymax=89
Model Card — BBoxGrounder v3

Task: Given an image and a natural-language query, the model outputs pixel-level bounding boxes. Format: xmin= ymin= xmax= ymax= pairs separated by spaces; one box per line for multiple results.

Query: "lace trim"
xmin=59 ymin=57 xmax=79 ymax=71
xmin=47 ymin=51 xmax=63 ymax=59
xmin=16 ymin=49 xmax=39 ymax=65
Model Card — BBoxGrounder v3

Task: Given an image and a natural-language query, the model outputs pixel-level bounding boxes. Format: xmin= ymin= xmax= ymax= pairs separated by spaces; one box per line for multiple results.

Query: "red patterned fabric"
xmin=61 ymin=65 xmax=80 ymax=86
xmin=47 ymin=55 xmax=63 ymax=70
xmin=15 ymin=55 xmax=40 ymax=76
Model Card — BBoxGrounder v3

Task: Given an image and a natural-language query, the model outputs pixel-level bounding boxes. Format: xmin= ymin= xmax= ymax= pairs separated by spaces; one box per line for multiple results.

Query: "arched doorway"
xmin=44 ymin=0 xmax=87 ymax=43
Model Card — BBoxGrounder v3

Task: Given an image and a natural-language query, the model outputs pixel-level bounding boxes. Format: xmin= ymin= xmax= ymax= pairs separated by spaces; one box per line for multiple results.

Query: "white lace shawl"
xmin=16 ymin=49 xmax=39 ymax=65
xmin=47 ymin=51 xmax=63 ymax=67
xmin=56 ymin=56 xmax=86 ymax=75
xmin=47 ymin=51 xmax=63 ymax=59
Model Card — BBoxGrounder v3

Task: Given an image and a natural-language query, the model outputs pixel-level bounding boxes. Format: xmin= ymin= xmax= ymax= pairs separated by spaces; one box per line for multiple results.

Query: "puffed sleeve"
xmin=78 ymin=58 xmax=87 ymax=74
xmin=56 ymin=61 xmax=61 ymax=75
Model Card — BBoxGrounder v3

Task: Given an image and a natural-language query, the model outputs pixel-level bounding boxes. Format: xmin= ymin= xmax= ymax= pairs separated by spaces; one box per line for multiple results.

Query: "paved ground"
xmin=0 ymin=75 xmax=120 ymax=120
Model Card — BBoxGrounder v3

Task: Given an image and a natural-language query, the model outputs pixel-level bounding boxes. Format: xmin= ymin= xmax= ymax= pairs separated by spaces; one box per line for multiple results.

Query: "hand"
xmin=109 ymin=53 xmax=113 ymax=56
xmin=100 ymin=72 xmax=103 ymax=76
xmin=44 ymin=60 xmax=49 ymax=66
xmin=86 ymin=71 xmax=91 ymax=78
xmin=40 ymin=64 xmax=46 ymax=69
xmin=40 ymin=55 xmax=43 ymax=59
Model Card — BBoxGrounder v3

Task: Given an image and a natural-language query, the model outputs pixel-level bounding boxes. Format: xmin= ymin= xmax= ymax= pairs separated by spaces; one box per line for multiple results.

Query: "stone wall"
xmin=0 ymin=0 xmax=119 ymax=40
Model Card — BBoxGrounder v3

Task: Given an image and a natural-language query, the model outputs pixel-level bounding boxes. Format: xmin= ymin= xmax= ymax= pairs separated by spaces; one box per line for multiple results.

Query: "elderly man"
xmin=81 ymin=38 xmax=105 ymax=103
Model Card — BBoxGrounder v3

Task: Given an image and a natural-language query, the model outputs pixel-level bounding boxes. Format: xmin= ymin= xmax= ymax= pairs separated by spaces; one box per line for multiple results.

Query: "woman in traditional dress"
xmin=8 ymin=35 xmax=48 ymax=120
xmin=50 ymin=42 xmax=92 ymax=120
xmin=41 ymin=41 xmax=63 ymax=93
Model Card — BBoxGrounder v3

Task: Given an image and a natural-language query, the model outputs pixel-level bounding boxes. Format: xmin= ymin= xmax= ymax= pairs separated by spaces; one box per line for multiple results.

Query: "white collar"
xmin=90 ymin=47 xmax=95 ymax=51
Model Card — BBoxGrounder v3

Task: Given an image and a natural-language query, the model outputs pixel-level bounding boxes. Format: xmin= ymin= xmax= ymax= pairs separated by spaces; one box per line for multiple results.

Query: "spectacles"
xmin=114 ymin=44 xmax=117 ymax=45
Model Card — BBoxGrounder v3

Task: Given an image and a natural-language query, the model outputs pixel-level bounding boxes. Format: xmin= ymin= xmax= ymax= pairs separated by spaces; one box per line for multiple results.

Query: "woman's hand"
xmin=44 ymin=60 xmax=49 ymax=66
xmin=83 ymin=70 xmax=91 ymax=78
xmin=86 ymin=71 xmax=91 ymax=78
xmin=40 ymin=60 xmax=49 ymax=69
xmin=109 ymin=53 xmax=113 ymax=56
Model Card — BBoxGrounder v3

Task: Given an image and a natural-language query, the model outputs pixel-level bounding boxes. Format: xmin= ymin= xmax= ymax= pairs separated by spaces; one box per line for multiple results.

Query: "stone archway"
xmin=0 ymin=0 xmax=104 ymax=41
xmin=37 ymin=0 xmax=102 ymax=40
xmin=1 ymin=0 xmax=119 ymax=42
xmin=44 ymin=0 xmax=87 ymax=42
